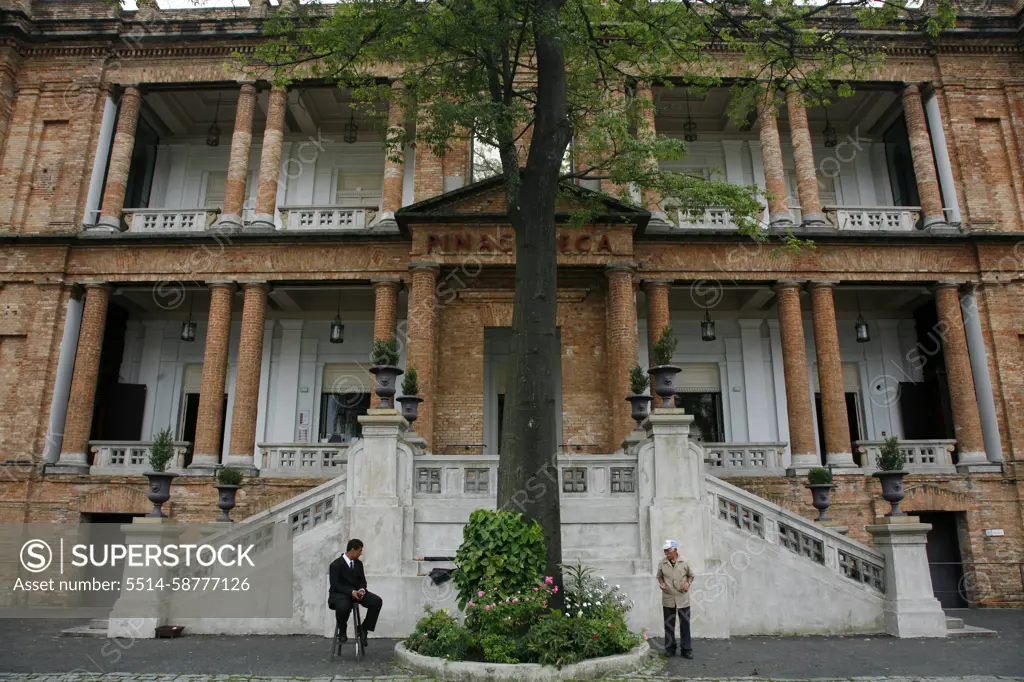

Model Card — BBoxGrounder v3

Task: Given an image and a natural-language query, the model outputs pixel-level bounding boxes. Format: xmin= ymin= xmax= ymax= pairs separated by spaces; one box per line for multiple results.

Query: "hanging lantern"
xmin=822 ymin=107 xmax=837 ymax=148
xmin=701 ymin=295 xmax=716 ymax=342
xmin=180 ymin=292 xmax=197 ymax=343
xmin=683 ymin=90 xmax=698 ymax=142
xmin=329 ymin=290 xmax=345 ymax=344
xmin=207 ymin=94 xmax=221 ymax=148
xmin=854 ymin=292 xmax=869 ymax=343
xmin=344 ymin=109 xmax=358 ymax=144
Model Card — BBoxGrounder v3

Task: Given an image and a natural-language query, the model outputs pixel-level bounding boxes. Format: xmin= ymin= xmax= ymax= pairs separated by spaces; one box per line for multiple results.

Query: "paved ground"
xmin=0 ymin=609 xmax=1021 ymax=680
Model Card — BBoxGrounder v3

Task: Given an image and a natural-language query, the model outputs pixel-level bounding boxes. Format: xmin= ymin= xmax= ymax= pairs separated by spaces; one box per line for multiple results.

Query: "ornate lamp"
xmin=683 ymin=90 xmax=698 ymax=143
xmin=822 ymin=107 xmax=837 ymax=148
xmin=700 ymin=294 xmax=716 ymax=342
xmin=330 ymin=290 xmax=345 ymax=344
xmin=207 ymin=94 xmax=221 ymax=148
xmin=344 ymin=109 xmax=358 ymax=144
xmin=855 ymin=292 xmax=870 ymax=343
xmin=180 ymin=292 xmax=197 ymax=343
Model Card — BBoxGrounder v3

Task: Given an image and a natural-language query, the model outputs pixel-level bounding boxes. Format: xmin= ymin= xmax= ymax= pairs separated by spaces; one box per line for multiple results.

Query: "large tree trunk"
xmin=496 ymin=0 xmax=572 ymax=610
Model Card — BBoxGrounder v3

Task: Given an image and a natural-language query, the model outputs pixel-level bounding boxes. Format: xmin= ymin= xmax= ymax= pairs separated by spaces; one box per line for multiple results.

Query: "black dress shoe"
xmin=665 ymin=649 xmax=676 ymax=657
xmin=682 ymin=650 xmax=694 ymax=659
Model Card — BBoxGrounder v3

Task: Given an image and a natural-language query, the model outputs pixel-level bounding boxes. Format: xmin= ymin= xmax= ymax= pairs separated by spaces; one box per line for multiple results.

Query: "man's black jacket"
xmin=328 ymin=555 xmax=367 ymax=609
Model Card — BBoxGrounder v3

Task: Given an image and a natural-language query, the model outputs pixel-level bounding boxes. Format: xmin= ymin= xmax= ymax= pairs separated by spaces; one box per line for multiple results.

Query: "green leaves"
xmin=452 ymin=509 xmax=547 ymax=610
xmin=149 ymin=428 xmax=175 ymax=473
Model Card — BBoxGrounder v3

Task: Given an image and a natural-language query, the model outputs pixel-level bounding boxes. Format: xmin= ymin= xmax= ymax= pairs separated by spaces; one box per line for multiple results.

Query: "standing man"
xmin=657 ymin=539 xmax=695 ymax=658
xmin=328 ymin=539 xmax=384 ymax=647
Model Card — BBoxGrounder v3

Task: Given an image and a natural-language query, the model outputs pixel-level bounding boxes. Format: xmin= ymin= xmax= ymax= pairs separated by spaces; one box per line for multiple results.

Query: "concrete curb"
xmin=394 ymin=640 xmax=651 ymax=681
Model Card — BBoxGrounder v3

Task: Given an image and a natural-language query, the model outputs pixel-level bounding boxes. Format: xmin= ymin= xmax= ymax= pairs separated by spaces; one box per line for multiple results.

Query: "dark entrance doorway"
xmin=178 ymin=393 xmax=228 ymax=467
xmin=814 ymin=392 xmax=862 ymax=464
xmin=78 ymin=513 xmax=146 ymax=608
xmin=918 ymin=511 xmax=967 ymax=608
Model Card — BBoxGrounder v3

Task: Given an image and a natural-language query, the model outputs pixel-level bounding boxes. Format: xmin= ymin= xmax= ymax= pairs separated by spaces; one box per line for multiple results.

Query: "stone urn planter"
xmin=647 ymin=365 xmax=682 ymax=400
xmin=369 ymin=365 xmax=404 ymax=408
xmin=625 ymin=394 xmax=652 ymax=428
xmin=395 ymin=640 xmax=650 ymax=681
xmin=872 ymin=471 xmax=908 ymax=516
xmin=214 ymin=484 xmax=240 ymax=522
xmin=397 ymin=395 xmax=424 ymax=424
xmin=144 ymin=472 xmax=177 ymax=518
xmin=806 ymin=483 xmax=836 ymax=521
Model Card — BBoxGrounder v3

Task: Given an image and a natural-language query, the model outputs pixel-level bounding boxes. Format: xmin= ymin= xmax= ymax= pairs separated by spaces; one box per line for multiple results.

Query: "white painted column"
xmin=722 ymin=140 xmax=745 ymax=185
xmin=138 ymin=321 xmax=167 ymax=440
xmin=274 ymin=141 xmax=292 ymax=229
xmin=923 ymin=90 xmax=961 ymax=225
xmin=402 ymin=144 xmax=416 ymax=207
xmin=165 ymin=145 xmax=190 ymax=208
xmin=273 ymin=320 xmax=304 ymax=442
xmin=43 ymin=291 xmax=84 ymax=463
xmin=854 ymin=144 xmax=878 ymax=206
xmin=739 ymin=319 xmax=771 ymax=441
xmin=724 ymin=337 xmax=748 ymax=442
xmin=747 ymin=140 xmax=770 ymax=221
xmin=960 ymin=286 xmax=1003 ymax=463
xmin=875 ymin=320 xmax=906 ymax=439
xmin=82 ymin=94 xmax=118 ymax=226
xmin=253 ymin=319 xmax=275 ymax=463
xmin=766 ymin=319 xmax=790 ymax=462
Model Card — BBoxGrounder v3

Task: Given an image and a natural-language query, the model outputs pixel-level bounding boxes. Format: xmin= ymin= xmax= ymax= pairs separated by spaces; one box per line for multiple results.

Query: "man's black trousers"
xmin=331 ymin=591 xmax=383 ymax=635
xmin=663 ymin=606 xmax=692 ymax=653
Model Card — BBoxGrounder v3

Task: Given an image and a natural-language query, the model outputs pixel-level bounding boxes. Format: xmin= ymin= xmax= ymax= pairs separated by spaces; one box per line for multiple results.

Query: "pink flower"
xmin=643 ymin=633 xmax=649 ymax=641
xmin=512 ymin=598 xmax=518 ymax=603
xmin=478 ymin=591 xmax=485 ymax=597
xmin=468 ymin=601 xmax=475 ymax=607
xmin=485 ymin=604 xmax=492 ymax=611
xmin=552 ymin=586 xmax=559 ymax=593
xmin=544 ymin=576 xmax=554 ymax=585
xmin=533 ymin=587 xmax=539 ymax=592
xmin=607 ymin=623 xmax=613 ymax=628
xmin=542 ymin=601 xmax=548 ymax=607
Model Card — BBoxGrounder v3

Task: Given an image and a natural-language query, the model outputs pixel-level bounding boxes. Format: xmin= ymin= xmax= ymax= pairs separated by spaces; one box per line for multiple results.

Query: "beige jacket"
xmin=657 ymin=556 xmax=695 ymax=608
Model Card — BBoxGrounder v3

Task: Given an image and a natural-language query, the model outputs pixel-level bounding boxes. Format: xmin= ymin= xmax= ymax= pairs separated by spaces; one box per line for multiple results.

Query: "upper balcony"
xmin=652 ymin=85 xmax=960 ymax=235
xmin=86 ymin=85 xmax=392 ymax=236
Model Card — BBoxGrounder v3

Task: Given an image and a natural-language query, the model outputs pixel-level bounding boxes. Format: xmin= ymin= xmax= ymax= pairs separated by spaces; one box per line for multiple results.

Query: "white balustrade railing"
xmin=825 ymin=205 xmax=920 ymax=232
xmin=124 ymin=208 xmax=219 ymax=233
xmin=88 ymin=440 xmax=190 ymax=475
xmin=703 ymin=442 xmax=787 ymax=477
xmin=258 ymin=443 xmax=349 ymax=478
xmin=855 ymin=439 xmax=957 ymax=474
xmin=411 ymin=454 xmax=640 ymax=498
xmin=279 ymin=191 xmax=383 ymax=231
xmin=706 ymin=474 xmax=886 ymax=593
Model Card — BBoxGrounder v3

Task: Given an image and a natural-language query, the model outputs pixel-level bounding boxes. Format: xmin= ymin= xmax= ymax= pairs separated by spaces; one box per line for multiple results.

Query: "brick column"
xmin=902 ymin=85 xmax=947 ymax=229
xmin=51 ymin=284 xmax=111 ymax=473
xmin=933 ymin=282 xmax=987 ymax=467
xmin=642 ymin=279 xmax=671 ymax=407
xmin=634 ymin=82 xmax=668 ymax=224
xmin=373 ymin=278 xmax=401 ymax=342
xmin=226 ymin=282 xmax=267 ymax=474
xmin=380 ymin=80 xmax=406 ymax=224
xmin=96 ymin=87 xmax=142 ymax=232
xmin=407 ymin=263 xmax=440 ymax=449
xmin=808 ymin=282 xmax=854 ymax=467
xmin=216 ymin=83 xmax=257 ymax=231
xmin=774 ymin=280 xmax=817 ymax=471
xmin=606 ymin=264 xmax=639 ymax=446
xmin=251 ymin=85 xmax=287 ymax=232
xmin=786 ymin=88 xmax=827 ymax=228
xmin=189 ymin=282 xmax=235 ymax=471
xmin=757 ymin=90 xmax=792 ymax=229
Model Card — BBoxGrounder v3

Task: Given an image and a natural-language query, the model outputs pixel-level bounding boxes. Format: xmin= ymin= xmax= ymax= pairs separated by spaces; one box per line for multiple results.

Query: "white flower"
xmin=615 ymin=585 xmax=620 ymax=589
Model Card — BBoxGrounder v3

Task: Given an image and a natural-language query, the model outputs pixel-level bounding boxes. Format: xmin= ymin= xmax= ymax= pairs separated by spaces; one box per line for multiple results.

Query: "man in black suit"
xmin=328 ymin=538 xmax=383 ymax=647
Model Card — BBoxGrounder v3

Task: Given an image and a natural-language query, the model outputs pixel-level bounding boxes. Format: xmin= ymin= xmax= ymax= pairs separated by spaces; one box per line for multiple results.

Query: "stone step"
xmin=945 ymin=616 xmax=964 ymax=630
xmin=946 ymin=623 xmax=998 ymax=637
xmin=60 ymin=618 xmax=108 ymax=637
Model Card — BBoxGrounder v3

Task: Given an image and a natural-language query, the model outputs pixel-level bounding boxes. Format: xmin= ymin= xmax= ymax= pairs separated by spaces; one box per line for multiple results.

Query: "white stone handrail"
xmin=411 ymin=453 xmax=639 ymax=497
xmin=824 ymin=205 xmax=920 ymax=232
xmin=854 ymin=439 xmax=957 ymax=474
xmin=258 ymin=443 xmax=349 ymax=478
xmin=124 ymin=208 xmax=220 ymax=233
xmin=706 ymin=474 xmax=886 ymax=593
xmin=703 ymin=442 xmax=787 ymax=477
xmin=88 ymin=440 xmax=190 ymax=476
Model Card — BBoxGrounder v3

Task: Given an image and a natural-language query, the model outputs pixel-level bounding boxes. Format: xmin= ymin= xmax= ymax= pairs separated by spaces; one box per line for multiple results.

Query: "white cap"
xmin=662 ymin=540 xmax=678 ymax=550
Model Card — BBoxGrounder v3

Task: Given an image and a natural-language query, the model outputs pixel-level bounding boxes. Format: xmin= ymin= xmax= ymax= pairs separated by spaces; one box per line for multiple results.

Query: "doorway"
xmin=918 ymin=511 xmax=967 ymax=608
xmin=814 ymin=392 xmax=862 ymax=463
xmin=178 ymin=392 xmax=228 ymax=467
xmin=79 ymin=513 xmax=146 ymax=608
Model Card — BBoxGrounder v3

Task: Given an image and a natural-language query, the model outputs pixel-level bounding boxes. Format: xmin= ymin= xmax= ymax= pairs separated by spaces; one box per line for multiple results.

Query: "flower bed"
xmin=402 ymin=510 xmax=646 ymax=670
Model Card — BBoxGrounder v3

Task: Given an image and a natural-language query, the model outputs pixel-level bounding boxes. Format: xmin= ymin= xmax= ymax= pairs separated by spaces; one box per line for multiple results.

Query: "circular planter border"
xmin=395 ymin=640 xmax=650 ymax=682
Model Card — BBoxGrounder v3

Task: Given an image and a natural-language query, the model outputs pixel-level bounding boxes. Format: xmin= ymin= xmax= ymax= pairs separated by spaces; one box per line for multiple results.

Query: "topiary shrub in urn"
xmin=647 ymin=325 xmax=681 ymax=400
xmin=145 ymin=427 xmax=178 ymax=518
xmin=396 ymin=366 xmax=423 ymax=424
xmin=369 ymin=338 xmax=403 ymax=408
xmin=214 ymin=466 xmax=243 ymax=522
xmin=806 ymin=467 xmax=835 ymax=521
xmin=872 ymin=435 xmax=908 ymax=516
xmin=626 ymin=365 xmax=652 ymax=428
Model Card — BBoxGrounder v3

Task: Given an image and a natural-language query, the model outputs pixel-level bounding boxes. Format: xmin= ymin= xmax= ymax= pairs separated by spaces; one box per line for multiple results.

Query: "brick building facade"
xmin=0 ymin=0 xmax=1022 ymax=610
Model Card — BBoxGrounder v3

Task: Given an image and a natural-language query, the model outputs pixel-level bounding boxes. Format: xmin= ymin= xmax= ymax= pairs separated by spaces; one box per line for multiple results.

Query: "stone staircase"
xmin=945 ymin=614 xmax=997 ymax=636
